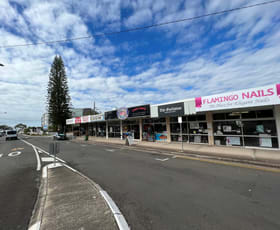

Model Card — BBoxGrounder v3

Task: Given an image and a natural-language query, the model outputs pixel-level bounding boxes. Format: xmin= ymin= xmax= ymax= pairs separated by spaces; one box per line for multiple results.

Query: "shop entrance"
xmin=122 ymin=120 xmax=140 ymax=139
xmin=142 ymin=118 xmax=167 ymax=142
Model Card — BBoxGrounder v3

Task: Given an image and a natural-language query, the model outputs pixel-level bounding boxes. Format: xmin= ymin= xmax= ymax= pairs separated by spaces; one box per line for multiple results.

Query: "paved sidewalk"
xmin=73 ymin=136 xmax=280 ymax=166
xmin=29 ymin=164 xmax=118 ymax=230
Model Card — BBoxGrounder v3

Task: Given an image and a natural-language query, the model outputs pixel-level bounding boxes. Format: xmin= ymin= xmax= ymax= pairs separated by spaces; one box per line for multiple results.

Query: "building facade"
xmin=41 ymin=113 xmax=49 ymax=130
xmin=66 ymin=84 xmax=280 ymax=149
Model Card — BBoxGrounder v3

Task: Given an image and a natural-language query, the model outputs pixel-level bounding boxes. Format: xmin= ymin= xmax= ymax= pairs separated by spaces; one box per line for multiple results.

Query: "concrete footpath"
xmin=74 ymin=136 xmax=280 ymax=167
xmin=28 ymin=163 xmax=121 ymax=230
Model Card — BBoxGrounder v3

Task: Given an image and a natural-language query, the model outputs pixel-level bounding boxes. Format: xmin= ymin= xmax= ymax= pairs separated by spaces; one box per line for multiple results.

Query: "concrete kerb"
xmin=63 ymin=163 xmax=130 ymax=230
xmin=28 ymin=162 xmax=130 ymax=230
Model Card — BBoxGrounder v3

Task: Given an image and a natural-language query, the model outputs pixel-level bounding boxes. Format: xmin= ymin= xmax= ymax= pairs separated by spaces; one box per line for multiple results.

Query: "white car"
xmin=5 ymin=130 xmax=18 ymax=141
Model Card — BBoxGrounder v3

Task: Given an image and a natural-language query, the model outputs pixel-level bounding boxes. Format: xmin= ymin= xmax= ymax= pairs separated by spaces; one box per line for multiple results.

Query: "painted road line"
xmin=11 ymin=147 xmax=24 ymax=151
xmin=8 ymin=151 xmax=21 ymax=157
xmin=176 ymin=155 xmax=280 ymax=173
xmin=155 ymin=158 xmax=169 ymax=162
xmin=36 ymin=147 xmax=66 ymax=163
xmin=20 ymin=138 xmax=66 ymax=164
xmin=32 ymin=146 xmax=41 ymax=171
xmin=106 ymin=149 xmax=115 ymax=152
xmin=28 ymin=221 xmax=40 ymax=230
xmin=41 ymin=157 xmax=55 ymax=162
xmin=0 ymin=154 xmax=3 ymax=158
xmin=20 ymin=139 xmax=42 ymax=171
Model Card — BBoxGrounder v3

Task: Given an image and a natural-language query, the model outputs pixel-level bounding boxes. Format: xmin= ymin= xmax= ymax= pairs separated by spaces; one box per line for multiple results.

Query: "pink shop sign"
xmin=195 ymin=84 xmax=280 ymax=112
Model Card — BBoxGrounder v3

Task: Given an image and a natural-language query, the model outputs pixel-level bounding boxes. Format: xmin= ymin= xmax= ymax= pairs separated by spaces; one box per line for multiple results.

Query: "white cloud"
xmin=1 ymin=0 xmax=280 ymax=127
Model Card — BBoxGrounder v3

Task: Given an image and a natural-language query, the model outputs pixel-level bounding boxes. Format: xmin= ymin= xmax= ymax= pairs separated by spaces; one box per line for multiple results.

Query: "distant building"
xmin=70 ymin=108 xmax=97 ymax=117
xmin=41 ymin=113 xmax=49 ymax=130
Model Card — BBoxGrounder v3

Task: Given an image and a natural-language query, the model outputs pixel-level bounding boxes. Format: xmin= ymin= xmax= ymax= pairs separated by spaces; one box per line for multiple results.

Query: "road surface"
xmin=21 ymin=135 xmax=280 ymax=230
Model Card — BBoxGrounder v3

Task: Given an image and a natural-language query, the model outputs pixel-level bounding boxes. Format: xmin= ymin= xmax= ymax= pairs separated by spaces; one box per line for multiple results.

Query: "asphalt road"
xmin=0 ymin=137 xmax=40 ymax=230
xmin=23 ymin=135 xmax=280 ymax=230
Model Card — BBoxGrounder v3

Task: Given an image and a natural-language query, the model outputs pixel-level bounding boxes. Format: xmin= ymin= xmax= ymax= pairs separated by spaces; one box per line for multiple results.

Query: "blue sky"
xmin=0 ymin=0 xmax=280 ymax=126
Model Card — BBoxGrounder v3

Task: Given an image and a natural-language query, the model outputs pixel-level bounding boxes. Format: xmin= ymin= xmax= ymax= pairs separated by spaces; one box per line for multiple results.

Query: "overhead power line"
xmin=0 ymin=0 xmax=279 ymax=49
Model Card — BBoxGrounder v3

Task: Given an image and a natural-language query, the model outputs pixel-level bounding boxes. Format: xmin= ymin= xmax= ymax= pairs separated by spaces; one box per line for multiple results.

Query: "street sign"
xmin=178 ymin=116 xmax=182 ymax=123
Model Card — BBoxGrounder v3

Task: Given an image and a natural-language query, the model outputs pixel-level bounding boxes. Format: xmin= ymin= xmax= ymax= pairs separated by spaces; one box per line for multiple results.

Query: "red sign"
xmin=75 ymin=117 xmax=81 ymax=124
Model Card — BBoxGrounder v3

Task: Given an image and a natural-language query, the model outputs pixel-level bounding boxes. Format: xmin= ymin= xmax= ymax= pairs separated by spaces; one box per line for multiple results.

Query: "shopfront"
xmin=105 ymin=105 xmax=150 ymax=140
xmin=124 ymin=105 xmax=150 ymax=140
xmin=170 ymin=114 xmax=208 ymax=144
xmin=105 ymin=110 xmax=121 ymax=138
xmin=212 ymin=107 xmax=278 ymax=148
xmin=142 ymin=118 xmax=167 ymax=141
xmin=88 ymin=114 xmax=106 ymax=137
xmin=66 ymin=83 xmax=280 ymax=149
xmin=195 ymin=84 xmax=280 ymax=148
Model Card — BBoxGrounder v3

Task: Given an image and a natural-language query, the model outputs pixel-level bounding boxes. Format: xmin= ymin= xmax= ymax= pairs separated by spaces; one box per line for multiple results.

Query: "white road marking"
xmin=155 ymin=158 xmax=169 ymax=162
xmin=20 ymin=138 xmax=66 ymax=164
xmin=81 ymin=144 xmax=87 ymax=147
xmin=41 ymin=157 xmax=55 ymax=162
xmin=28 ymin=221 xmax=40 ymax=230
xmin=8 ymin=151 xmax=21 ymax=157
xmin=172 ymin=155 xmax=177 ymax=159
xmin=32 ymin=146 xmax=41 ymax=171
xmin=106 ymin=149 xmax=115 ymax=152
xmin=42 ymin=162 xmax=63 ymax=179
xmin=21 ymin=139 xmax=41 ymax=171
xmin=0 ymin=154 xmax=3 ymax=158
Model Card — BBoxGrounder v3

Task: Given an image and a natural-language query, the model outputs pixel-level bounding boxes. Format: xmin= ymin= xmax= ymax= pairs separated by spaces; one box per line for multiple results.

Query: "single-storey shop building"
xmin=66 ymin=84 xmax=280 ymax=149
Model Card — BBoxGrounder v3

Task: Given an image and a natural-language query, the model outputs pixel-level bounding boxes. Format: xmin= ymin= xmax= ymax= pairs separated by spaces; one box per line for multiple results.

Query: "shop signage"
xmin=128 ymin=104 xmax=150 ymax=117
xmin=81 ymin=115 xmax=90 ymax=123
xmin=75 ymin=117 xmax=81 ymax=124
xmin=195 ymin=84 xmax=280 ymax=112
xmin=117 ymin=107 xmax=129 ymax=120
xmin=66 ymin=118 xmax=75 ymax=125
xmin=105 ymin=110 xmax=118 ymax=120
xmin=90 ymin=114 xmax=104 ymax=122
xmin=158 ymin=102 xmax=184 ymax=117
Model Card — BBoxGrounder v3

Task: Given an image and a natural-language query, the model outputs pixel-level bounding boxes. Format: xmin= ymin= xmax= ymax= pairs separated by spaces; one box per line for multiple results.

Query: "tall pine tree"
xmin=47 ymin=55 xmax=71 ymax=132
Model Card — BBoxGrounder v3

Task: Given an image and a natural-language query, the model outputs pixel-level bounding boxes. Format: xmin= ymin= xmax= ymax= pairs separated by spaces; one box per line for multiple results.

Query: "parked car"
xmin=53 ymin=133 xmax=67 ymax=140
xmin=5 ymin=130 xmax=18 ymax=141
xmin=0 ymin=131 xmax=5 ymax=137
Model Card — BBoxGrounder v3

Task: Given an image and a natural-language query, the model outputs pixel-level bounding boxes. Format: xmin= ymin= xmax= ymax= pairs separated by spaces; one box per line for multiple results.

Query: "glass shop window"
xmin=256 ymin=109 xmax=274 ymax=118
xmin=242 ymin=120 xmax=277 ymax=136
xmin=244 ymin=137 xmax=278 ymax=148
xmin=225 ymin=112 xmax=241 ymax=120
xmin=213 ymin=121 xmax=242 ymax=136
xmin=241 ymin=111 xmax=256 ymax=119
xmin=213 ymin=113 xmax=225 ymax=120
xmin=189 ymin=122 xmax=208 ymax=135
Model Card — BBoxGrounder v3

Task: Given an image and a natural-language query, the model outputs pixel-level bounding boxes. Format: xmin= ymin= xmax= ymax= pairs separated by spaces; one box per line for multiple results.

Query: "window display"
xmin=122 ymin=120 xmax=140 ymax=139
xmin=213 ymin=109 xmax=278 ymax=148
xmin=108 ymin=121 xmax=120 ymax=138
xmin=170 ymin=115 xmax=208 ymax=144
xmin=143 ymin=118 xmax=166 ymax=142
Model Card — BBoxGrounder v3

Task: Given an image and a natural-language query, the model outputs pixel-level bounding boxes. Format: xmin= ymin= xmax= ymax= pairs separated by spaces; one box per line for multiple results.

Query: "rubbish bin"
xmin=85 ymin=135 xmax=88 ymax=141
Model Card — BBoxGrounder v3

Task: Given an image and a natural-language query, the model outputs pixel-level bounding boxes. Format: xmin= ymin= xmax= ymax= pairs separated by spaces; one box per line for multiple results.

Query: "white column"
xmin=120 ymin=120 xmax=123 ymax=139
xmin=139 ymin=118 xmax=143 ymax=141
xmin=274 ymin=105 xmax=280 ymax=149
xmin=166 ymin=117 xmax=171 ymax=143
xmin=206 ymin=112 xmax=214 ymax=145
xmin=106 ymin=121 xmax=109 ymax=139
